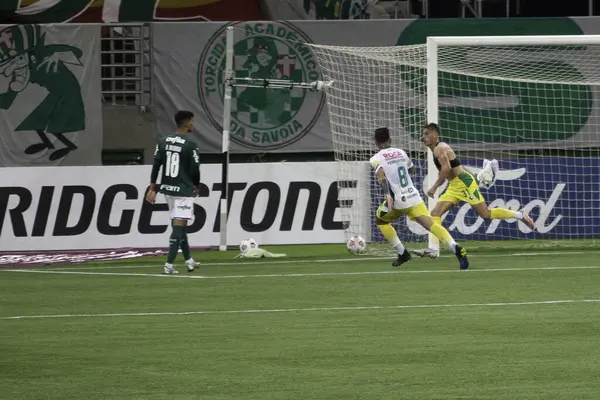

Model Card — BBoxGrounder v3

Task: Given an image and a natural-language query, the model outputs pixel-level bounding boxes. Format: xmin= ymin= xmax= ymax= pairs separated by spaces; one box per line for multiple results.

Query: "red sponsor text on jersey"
xmin=382 ymin=151 xmax=404 ymax=159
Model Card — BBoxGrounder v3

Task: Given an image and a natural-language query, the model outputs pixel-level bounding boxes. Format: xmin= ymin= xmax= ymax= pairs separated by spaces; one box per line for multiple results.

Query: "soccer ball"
xmin=347 ymin=235 xmax=366 ymax=254
xmin=239 ymin=238 xmax=259 ymax=254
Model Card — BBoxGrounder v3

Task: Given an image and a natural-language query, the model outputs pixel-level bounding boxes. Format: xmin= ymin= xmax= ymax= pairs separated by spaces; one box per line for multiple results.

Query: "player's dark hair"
xmin=174 ymin=110 xmax=194 ymax=128
xmin=374 ymin=127 xmax=391 ymax=144
xmin=424 ymin=122 xmax=440 ymax=133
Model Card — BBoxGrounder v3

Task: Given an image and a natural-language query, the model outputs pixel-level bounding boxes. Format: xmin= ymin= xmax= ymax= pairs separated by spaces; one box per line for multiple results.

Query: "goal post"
xmin=426 ymin=37 xmax=440 ymax=253
xmin=219 ymin=26 xmax=334 ymax=251
xmin=308 ymin=34 xmax=600 ymax=250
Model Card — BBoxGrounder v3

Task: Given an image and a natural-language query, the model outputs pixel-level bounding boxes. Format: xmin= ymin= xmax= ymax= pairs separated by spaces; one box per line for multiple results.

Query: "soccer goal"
xmin=308 ymin=35 xmax=600 ymax=251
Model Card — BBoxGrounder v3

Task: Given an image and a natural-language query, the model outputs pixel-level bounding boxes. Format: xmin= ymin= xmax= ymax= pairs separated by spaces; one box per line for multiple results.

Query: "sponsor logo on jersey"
xmin=160 ymin=185 xmax=181 ymax=192
xmin=166 ymin=136 xmax=186 ymax=144
xmin=382 ymin=151 xmax=404 ymax=160
xmin=198 ymin=21 xmax=326 ymax=150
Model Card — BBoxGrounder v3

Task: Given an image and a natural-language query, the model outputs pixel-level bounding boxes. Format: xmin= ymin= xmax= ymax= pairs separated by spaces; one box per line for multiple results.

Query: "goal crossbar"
xmin=428 ymin=34 xmax=600 ymax=47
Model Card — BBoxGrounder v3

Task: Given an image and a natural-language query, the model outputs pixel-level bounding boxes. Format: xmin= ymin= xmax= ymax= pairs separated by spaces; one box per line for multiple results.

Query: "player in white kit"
xmin=370 ymin=128 xmax=469 ymax=269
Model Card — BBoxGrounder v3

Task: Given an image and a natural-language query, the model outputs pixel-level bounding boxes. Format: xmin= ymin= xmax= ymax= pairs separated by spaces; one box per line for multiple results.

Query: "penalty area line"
xmin=2 ymin=299 xmax=600 ymax=320
xmin=2 ymin=265 xmax=600 ymax=280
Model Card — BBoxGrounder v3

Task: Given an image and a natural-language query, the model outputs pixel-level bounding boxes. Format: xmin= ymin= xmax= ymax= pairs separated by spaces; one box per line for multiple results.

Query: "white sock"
xmin=391 ymin=238 xmax=405 ymax=254
xmin=514 ymin=211 xmax=523 ymax=220
xmin=165 ymin=263 xmax=174 ymax=269
xmin=186 ymin=258 xmax=195 ymax=265
xmin=447 ymin=241 xmax=457 ymax=252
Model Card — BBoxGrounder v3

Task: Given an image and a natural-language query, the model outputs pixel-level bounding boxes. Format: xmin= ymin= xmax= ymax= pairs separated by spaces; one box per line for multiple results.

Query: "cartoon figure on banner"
xmin=0 ymin=24 xmax=85 ymax=161
xmin=237 ymin=37 xmax=296 ymax=128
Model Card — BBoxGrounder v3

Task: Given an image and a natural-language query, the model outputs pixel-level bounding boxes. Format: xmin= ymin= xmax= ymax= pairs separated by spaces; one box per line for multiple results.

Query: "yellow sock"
xmin=378 ymin=223 xmax=399 ymax=244
xmin=432 ymin=216 xmax=442 ymax=226
xmin=430 ymin=223 xmax=455 ymax=247
xmin=490 ymin=208 xmax=517 ymax=220
xmin=378 ymin=223 xmax=406 ymax=253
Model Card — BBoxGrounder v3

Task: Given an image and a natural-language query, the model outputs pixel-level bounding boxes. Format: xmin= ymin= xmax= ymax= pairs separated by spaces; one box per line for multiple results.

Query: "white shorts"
xmin=165 ymin=195 xmax=194 ymax=220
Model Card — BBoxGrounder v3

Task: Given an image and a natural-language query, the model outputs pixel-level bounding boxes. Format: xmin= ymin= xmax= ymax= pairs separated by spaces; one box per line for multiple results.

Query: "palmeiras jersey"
xmin=154 ymin=133 xmax=200 ymax=197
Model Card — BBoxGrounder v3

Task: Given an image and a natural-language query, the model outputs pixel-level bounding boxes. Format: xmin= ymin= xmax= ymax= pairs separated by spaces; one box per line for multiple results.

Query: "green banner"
xmin=262 ymin=0 xmax=392 ymax=20
xmin=396 ymin=18 xmax=594 ymax=148
xmin=0 ymin=24 xmax=102 ymax=166
xmin=153 ymin=18 xmax=600 ymax=153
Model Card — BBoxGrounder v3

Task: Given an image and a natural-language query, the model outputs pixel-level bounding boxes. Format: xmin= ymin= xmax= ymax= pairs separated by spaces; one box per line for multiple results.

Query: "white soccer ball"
xmin=240 ymin=238 xmax=259 ymax=255
xmin=239 ymin=240 xmax=250 ymax=254
xmin=347 ymin=235 xmax=366 ymax=254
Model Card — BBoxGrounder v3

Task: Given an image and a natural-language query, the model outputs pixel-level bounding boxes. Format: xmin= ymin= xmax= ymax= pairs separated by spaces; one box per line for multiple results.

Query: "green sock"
xmin=167 ymin=225 xmax=185 ymax=264
xmin=180 ymin=230 xmax=191 ymax=261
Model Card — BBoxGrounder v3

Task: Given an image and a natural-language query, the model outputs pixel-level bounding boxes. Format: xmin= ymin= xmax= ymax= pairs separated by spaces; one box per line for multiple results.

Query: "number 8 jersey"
xmin=369 ymin=147 xmax=422 ymax=210
xmin=154 ymin=133 xmax=200 ymax=197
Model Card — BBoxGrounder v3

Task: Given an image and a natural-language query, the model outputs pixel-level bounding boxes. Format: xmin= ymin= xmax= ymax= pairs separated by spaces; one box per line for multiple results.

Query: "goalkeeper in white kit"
xmin=370 ymin=128 xmax=469 ymax=269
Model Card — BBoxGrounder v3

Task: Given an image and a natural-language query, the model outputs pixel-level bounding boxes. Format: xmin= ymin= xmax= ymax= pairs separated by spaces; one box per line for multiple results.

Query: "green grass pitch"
xmin=2 ymin=241 xmax=600 ymax=399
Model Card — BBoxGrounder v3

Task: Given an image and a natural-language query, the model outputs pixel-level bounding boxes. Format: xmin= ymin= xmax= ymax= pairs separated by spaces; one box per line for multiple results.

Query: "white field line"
xmin=2 ymin=265 xmax=600 ymax=280
xmin=19 ymin=249 xmax=600 ymax=272
xmin=37 ymin=256 xmax=388 ymax=270
xmin=2 ymin=299 xmax=600 ymax=321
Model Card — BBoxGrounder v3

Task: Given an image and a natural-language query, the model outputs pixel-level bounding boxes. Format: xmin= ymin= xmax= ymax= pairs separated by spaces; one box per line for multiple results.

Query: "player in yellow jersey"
xmin=413 ymin=123 xmax=536 ymax=258
xmin=371 ymin=128 xmax=469 ymax=269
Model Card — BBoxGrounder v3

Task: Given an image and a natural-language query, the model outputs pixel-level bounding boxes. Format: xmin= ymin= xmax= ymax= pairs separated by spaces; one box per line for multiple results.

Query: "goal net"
xmin=308 ymin=36 xmax=600 ymax=249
